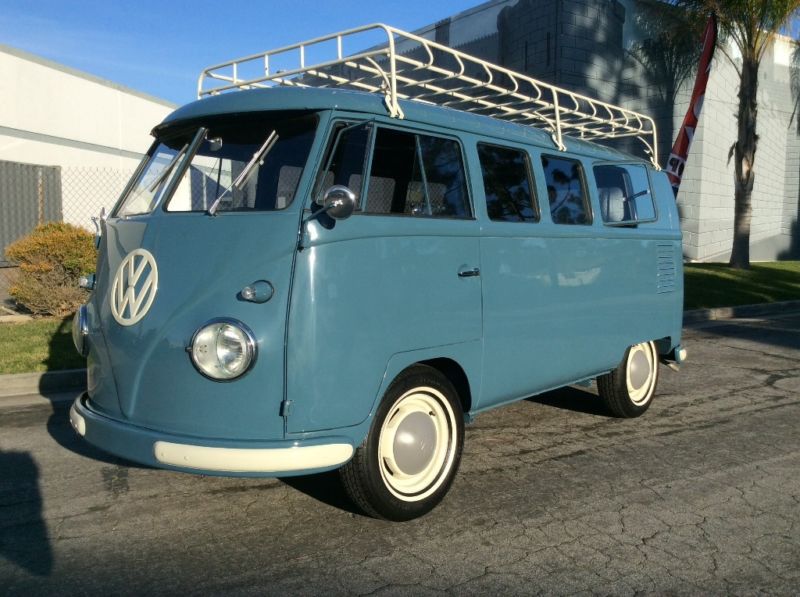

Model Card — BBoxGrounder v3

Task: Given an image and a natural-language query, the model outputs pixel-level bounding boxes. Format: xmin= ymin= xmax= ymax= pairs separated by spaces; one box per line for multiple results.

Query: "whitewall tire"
xmin=597 ymin=341 xmax=659 ymax=418
xmin=340 ymin=365 xmax=464 ymax=521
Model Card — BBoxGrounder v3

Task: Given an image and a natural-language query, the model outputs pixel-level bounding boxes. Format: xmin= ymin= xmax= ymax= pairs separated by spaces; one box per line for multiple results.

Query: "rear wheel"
xmin=597 ymin=341 xmax=659 ymax=418
xmin=340 ymin=365 xmax=464 ymax=521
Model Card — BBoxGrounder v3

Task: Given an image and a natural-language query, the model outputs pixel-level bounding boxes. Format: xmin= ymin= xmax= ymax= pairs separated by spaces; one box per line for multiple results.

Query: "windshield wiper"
xmin=207 ymin=130 xmax=279 ymax=216
xmin=147 ymin=143 xmax=189 ymax=193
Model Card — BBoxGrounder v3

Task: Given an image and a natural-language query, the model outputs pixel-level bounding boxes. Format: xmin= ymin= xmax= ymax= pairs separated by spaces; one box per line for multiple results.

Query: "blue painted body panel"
xmin=89 ymin=213 xmax=298 ymax=440
xmin=287 ymin=216 xmax=483 ymax=433
xmin=77 ymin=86 xmax=684 ymax=476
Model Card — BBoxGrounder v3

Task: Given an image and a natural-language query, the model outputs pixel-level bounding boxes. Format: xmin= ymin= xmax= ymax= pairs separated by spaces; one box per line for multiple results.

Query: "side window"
xmin=593 ymin=164 xmax=656 ymax=224
xmin=541 ymin=155 xmax=590 ymax=225
xmin=364 ymin=128 xmax=471 ymax=218
xmin=314 ymin=122 xmax=371 ymax=207
xmin=477 ymin=143 xmax=537 ymax=222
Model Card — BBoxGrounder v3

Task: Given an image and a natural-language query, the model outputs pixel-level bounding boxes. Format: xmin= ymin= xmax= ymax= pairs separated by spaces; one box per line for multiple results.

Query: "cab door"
xmin=285 ymin=118 xmax=482 ymax=433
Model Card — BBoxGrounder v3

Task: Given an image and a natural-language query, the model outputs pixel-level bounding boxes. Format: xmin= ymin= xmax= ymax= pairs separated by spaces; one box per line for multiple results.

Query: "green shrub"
xmin=6 ymin=222 xmax=97 ymax=317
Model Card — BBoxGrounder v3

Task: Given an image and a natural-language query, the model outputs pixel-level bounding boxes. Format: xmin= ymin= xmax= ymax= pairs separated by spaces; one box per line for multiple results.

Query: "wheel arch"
xmin=364 ymin=342 xmax=481 ymax=436
xmin=418 ymin=357 xmax=473 ymax=414
xmin=654 ymin=336 xmax=674 ymax=356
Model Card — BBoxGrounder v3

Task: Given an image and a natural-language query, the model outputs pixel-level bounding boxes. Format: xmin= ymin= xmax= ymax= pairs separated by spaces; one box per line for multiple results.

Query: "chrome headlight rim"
xmin=188 ymin=318 xmax=257 ymax=382
xmin=72 ymin=305 xmax=89 ymax=357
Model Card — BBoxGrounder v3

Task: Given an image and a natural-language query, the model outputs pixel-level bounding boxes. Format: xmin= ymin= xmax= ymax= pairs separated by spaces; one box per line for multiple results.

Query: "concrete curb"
xmin=0 ymin=369 xmax=86 ymax=399
xmin=1 ymin=300 xmax=799 ymax=399
xmin=0 ymin=313 xmax=33 ymax=323
xmin=682 ymin=299 xmax=800 ymax=325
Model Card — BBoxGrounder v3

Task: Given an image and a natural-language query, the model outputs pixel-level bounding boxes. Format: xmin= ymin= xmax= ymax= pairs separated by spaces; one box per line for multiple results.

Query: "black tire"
xmin=340 ymin=365 xmax=464 ymax=521
xmin=597 ymin=340 xmax=660 ymax=418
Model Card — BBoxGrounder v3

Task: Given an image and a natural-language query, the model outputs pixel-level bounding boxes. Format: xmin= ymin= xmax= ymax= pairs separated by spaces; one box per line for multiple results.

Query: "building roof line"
xmin=0 ymin=42 xmax=177 ymax=109
xmin=0 ymin=125 xmax=146 ymax=162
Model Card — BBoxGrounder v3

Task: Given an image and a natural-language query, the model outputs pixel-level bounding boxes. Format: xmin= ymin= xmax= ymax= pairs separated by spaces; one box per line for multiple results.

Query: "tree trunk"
xmin=729 ymin=56 xmax=759 ymax=269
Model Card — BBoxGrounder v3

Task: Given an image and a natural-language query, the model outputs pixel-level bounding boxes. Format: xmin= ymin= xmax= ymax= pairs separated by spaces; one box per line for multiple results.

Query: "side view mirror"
xmin=321 ymin=185 xmax=356 ymax=220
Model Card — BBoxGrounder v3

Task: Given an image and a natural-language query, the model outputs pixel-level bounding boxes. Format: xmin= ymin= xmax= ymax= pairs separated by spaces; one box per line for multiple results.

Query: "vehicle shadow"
xmin=0 ymin=448 xmax=53 ymax=576
xmin=526 ymin=385 xmax=613 ymax=417
xmin=45 ymin=399 xmax=148 ymax=469
xmin=42 ymin=318 xmax=147 ymax=469
xmin=281 ymin=470 xmax=363 ymax=516
xmin=284 ymin=386 xmax=614 ymax=515
xmin=285 ymin=385 xmax=615 ymax=514
xmin=693 ymin=315 xmax=800 ymax=352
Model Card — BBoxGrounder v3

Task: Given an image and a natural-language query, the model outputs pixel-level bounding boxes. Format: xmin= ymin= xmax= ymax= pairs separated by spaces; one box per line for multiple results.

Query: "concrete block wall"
xmin=672 ymin=74 xmax=704 ymax=259
xmin=557 ymin=0 xmax=626 ymax=104
xmin=497 ymin=0 xmax=557 ymax=80
xmin=751 ymin=40 xmax=795 ymax=244
xmin=778 ymin=41 xmax=800 ymax=248
xmin=457 ymin=34 xmax=501 ymax=65
xmin=784 ymin=127 xmax=800 ymax=241
xmin=682 ymin=54 xmax=739 ymax=260
xmin=753 ymin=101 xmax=789 ymax=241
xmin=676 ymin=38 xmax=799 ymax=260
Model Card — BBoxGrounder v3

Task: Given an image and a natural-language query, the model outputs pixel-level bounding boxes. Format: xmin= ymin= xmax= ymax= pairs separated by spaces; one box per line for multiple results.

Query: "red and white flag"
xmin=665 ymin=13 xmax=718 ymax=197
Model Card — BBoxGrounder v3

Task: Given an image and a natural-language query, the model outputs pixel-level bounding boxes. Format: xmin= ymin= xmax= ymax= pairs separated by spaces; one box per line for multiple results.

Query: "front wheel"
xmin=340 ymin=365 xmax=464 ymax=521
xmin=597 ymin=340 xmax=660 ymax=418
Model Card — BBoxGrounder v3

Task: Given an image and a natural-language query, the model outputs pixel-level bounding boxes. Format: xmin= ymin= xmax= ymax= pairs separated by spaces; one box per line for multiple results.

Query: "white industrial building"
xmin=0 ymin=43 xmax=174 ymax=233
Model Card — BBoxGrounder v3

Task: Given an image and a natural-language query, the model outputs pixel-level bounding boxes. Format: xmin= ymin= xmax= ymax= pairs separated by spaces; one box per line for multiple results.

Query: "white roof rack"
xmin=198 ymin=24 xmax=659 ymax=167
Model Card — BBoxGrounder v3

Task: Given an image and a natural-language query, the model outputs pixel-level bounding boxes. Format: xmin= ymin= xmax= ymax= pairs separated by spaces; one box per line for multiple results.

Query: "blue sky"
xmin=1 ymin=0 xmax=481 ymax=105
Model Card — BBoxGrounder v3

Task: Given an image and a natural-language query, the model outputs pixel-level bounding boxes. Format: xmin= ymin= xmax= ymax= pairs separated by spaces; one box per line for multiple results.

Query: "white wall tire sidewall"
xmin=625 ymin=341 xmax=658 ymax=406
xmin=377 ymin=386 xmax=458 ymax=503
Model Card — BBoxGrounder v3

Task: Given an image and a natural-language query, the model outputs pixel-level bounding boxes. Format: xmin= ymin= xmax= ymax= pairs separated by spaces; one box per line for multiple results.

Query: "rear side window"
xmin=593 ymin=164 xmax=656 ymax=224
xmin=541 ymin=156 xmax=590 ymax=225
xmin=364 ymin=128 xmax=471 ymax=218
xmin=477 ymin=143 xmax=538 ymax=222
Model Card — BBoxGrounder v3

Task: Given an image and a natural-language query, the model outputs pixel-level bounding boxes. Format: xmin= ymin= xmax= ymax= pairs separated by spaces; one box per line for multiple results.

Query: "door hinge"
xmin=280 ymin=400 xmax=293 ymax=417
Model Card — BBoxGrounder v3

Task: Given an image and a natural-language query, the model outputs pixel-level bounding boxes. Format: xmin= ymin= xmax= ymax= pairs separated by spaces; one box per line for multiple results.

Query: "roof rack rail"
xmin=198 ymin=23 xmax=659 ymax=167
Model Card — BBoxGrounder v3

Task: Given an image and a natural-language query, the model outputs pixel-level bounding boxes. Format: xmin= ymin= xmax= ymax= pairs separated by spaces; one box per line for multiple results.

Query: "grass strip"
xmin=684 ymin=261 xmax=800 ymax=310
xmin=0 ymin=317 xmax=85 ymax=374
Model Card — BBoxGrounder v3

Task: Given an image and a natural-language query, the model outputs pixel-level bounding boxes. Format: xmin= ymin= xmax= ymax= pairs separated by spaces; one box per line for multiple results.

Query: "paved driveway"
xmin=1 ymin=313 xmax=799 ymax=595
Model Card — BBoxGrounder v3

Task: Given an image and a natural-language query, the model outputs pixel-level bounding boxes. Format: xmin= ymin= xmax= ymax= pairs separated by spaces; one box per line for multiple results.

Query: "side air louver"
xmin=656 ymin=243 xmax=676 ymax=294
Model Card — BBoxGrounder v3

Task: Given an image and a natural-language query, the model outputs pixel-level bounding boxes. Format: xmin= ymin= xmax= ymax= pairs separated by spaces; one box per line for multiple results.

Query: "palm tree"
xmin=676 ymin=0 xmax=800 ymax=268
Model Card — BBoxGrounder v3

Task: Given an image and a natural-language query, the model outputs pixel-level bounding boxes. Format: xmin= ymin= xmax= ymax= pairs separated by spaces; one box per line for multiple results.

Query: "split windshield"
xmin=114 ymin=113 xmax=317 ymax=217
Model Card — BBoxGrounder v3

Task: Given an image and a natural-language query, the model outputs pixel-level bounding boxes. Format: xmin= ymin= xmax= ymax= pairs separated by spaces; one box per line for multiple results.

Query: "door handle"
xmin=458 ymin=267 xmax=480 ymax=278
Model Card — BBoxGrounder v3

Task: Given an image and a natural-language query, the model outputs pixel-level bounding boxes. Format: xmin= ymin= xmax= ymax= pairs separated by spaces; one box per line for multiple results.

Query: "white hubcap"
xmin=626 ymin=342 xmax=657 ymax=405
xmin=378 ymin=386 xmax=457 ymax=502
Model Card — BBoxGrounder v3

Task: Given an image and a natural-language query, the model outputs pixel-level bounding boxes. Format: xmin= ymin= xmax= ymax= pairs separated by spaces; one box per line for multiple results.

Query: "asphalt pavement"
xmin=1 ymin=313 xmax=799 ymax=595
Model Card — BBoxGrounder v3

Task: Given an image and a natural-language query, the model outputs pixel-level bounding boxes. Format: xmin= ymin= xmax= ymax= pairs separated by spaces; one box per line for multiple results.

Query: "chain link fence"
xmin=0 ymin=160 xmax=62 ymax=266
xmin=1 ymin=164 xmax=134 ymax=313
xmin=61 ymin=166 xmax=134 ymax=231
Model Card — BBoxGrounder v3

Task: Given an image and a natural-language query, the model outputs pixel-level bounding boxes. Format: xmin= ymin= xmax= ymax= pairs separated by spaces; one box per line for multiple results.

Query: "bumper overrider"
xmin=69 ymin=394 xmax=354 ymax=476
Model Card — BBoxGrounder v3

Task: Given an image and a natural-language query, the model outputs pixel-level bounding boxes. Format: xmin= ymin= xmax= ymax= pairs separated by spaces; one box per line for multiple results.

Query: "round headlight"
xmin=190 ymin=319 xmax=257 ymax=381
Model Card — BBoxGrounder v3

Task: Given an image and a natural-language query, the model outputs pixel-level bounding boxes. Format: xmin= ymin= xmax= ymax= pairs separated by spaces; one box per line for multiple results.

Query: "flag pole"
xmin=665 ymin=13 xmax=718 ymax=197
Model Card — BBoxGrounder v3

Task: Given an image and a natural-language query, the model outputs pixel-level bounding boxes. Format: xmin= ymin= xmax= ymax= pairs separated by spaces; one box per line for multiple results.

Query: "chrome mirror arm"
xmin=298 ymin=185 xmax=357 ymax=250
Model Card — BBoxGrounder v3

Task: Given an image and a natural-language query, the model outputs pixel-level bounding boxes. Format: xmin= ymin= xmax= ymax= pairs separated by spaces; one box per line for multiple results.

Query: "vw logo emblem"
xmin=110 ymin=249 xmax=159 ymax=326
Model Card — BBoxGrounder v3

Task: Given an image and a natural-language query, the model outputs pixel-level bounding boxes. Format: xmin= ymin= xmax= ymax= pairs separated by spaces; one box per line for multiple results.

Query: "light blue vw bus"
xmin=69 ymin=25 xmax=685 ymax=520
